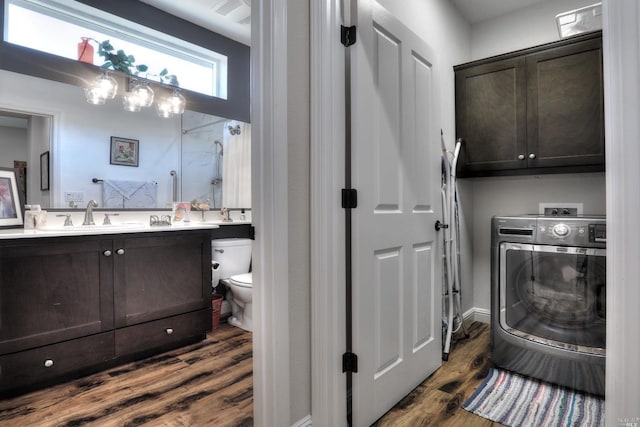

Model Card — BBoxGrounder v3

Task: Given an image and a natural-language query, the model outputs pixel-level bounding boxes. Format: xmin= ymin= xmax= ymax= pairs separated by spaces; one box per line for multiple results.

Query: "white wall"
xmin=0 ymin=126 xmax=27 ymax=169
xmin=466 ymin=0 xmax=607 ymax=314
xmin=471 ymin=0 xmax=598 ymax=59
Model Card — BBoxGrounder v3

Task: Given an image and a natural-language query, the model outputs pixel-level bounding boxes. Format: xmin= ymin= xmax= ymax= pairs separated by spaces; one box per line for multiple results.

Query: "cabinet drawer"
xmin=0 ymin=332 xmax=115 ymax=394
xmin=115 ymin=309 xmax=210 ymax=357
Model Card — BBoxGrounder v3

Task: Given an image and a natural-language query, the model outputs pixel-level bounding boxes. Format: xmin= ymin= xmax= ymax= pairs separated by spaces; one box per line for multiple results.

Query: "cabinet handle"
xmin=44 ymin=359 xmax=54 ymax=368
xmin=103 ymin=250 xmax=112 ymax=257
xmin=166 ymin=328 xmax=174 ymax=335
xmin=518 ymin=154 xmax=525 ymax=160
xmin=116 ymin=248 xmax=125 ymax=255
xmin=529 ymin=153 xmax=536 ymax=159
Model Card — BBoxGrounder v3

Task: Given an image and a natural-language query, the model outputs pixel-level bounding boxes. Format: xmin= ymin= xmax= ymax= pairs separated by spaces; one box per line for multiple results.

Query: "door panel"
xmin=372 ymin=26 xmax=402 ymax=211
xmin=352 ymin=1 xmax=441 ymax=425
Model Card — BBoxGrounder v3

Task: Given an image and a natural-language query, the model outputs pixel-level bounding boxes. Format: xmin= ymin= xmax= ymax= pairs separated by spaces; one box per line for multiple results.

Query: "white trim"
xmin=251 ymin=0 xmax=291 ymax=425
xmin=310 ymin=0 xmax=347 ymax=426
xmin=602 ymin=1 xmax=640 ymax=424
xmin=291 ymin=414 xmax=313 ymax=427
xmin=463 ymin=307 xmax=490 ymax=324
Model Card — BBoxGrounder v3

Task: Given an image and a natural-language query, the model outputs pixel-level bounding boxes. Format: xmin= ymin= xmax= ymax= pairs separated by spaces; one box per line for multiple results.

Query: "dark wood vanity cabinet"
xmin=455 ymin=31 xmax=604 ymax=177
xmin=113 ymin=233 xmax=212 ymax=358
xmin=0 ymin=230 xmax=212 ymax=395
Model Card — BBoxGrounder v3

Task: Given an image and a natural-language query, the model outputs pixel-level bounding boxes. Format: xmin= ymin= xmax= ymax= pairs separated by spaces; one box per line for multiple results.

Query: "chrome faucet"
xmin=83 ymin=200 xmax=98 ymax=225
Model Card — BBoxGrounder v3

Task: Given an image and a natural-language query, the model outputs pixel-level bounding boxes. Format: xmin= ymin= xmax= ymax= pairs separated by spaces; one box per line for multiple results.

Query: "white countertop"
xmin=0 ymin=209 xmax=252 ymax=240
xmin=0 ymin=222 xmax=228 ymax=239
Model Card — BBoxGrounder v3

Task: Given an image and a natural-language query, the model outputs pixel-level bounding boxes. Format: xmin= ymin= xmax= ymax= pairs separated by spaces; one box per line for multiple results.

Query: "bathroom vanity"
xmin=0 ymin=226 xmax=218 ymax=396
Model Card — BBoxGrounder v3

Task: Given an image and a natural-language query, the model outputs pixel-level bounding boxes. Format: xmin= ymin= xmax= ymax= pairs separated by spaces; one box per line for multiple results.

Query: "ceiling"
xmin=141 ymin=0 xmax=551 ymax=46
xmin=141 ymin=0 xmax=251 ymax=45
xmin=451 ymin=0 xmax=550 ymax=24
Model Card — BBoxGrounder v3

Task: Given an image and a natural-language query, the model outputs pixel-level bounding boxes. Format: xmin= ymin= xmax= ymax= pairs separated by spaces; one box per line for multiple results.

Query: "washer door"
xmin=499 ymin=243 xmax=606 ymax=353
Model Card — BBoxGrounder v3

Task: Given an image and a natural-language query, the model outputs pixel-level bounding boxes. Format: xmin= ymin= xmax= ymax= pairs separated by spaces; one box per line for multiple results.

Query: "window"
xmin=4 ymin=0 xmax=228 ymax=99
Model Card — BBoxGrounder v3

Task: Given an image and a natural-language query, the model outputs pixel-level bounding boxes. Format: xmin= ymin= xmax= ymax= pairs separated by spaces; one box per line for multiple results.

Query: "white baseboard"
xmin=291 ymin=415 xmax=312 ymax=427
xmin=463 ymin=307 xmax=490 ymax=324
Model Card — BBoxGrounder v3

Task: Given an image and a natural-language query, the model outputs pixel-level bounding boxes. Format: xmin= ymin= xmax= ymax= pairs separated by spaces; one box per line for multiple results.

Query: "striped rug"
xmin=462 ymin=368 xmax=604 ymax=427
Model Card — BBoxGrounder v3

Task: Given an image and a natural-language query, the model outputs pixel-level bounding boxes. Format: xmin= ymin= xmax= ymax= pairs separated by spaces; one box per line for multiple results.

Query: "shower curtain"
xmin=222 ymin=121 xmax=251 ymax=208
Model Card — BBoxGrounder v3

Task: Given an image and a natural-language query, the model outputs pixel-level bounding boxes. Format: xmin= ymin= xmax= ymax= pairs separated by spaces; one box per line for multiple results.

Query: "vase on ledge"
xmin=78 ymin=37 xmax=94 ymax=64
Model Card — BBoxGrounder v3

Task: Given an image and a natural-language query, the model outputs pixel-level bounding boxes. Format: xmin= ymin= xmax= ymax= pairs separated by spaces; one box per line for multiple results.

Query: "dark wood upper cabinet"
xmin=455 ymin=31 xmax=604 ymax=177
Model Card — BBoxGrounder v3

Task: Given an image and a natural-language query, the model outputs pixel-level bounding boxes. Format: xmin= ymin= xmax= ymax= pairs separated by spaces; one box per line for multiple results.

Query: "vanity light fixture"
xmin=84 ymin=71 xmax=117 ymax=104
xmin=85 ymin=72 xmax=185 ymax=117
xmin=155 ymin=89 xmax=185 ymax=118
xmin=156 ymin=100 xmax=173 ymax=118
xmin=131 ymin=80 xmax=154 ymax=107
xmin=122 ymin=91 xmax=142 ymax=112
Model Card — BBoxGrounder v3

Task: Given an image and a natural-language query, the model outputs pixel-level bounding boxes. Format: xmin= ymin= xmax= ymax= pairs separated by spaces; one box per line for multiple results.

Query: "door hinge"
xmin=342 ymin=352 xmax=358 ymax=373
xmin=341 ymin=25 xmax=356 ymax=47
xmin=342 ymin=188 xmax=358 ymax=209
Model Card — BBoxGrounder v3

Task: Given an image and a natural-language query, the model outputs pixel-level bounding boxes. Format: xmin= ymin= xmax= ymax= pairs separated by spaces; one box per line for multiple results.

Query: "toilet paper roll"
xmin=212 ymin=261 xmax=221 ymax=289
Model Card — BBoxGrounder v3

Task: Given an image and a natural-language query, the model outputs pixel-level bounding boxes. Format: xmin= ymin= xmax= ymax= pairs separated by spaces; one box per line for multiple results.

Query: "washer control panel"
xmin=552 ymin=223 xmax=570 ymax=237
xmin=537 ymin=217 xmax=605 ymax=247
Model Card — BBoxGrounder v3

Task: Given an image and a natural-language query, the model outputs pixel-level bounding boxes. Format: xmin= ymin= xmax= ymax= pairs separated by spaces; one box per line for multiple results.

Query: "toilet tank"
xmin=211 ymin=238 xmax=252 ymax=279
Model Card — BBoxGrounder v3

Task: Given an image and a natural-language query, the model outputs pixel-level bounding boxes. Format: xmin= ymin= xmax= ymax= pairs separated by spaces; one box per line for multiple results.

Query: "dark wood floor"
xmin=0 ymin=321 xmax=497 ymax=427
xmin=375 ymin=321 xmax=503 ymax=426
xmin=0 ymin=323 xmax=253 ymax=427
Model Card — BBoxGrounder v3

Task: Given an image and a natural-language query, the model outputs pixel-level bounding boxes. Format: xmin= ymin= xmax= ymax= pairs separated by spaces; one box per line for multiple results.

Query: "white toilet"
xmin=211 ymin=238 xmax=254 ymax=332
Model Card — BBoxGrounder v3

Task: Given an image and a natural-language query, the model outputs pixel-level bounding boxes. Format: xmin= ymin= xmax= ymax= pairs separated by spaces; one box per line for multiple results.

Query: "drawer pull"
xmin=103 ymin=250 xmax=112 ymax=257
xmin=166 ymin=328 xmax=174 ymax=335
xmin=529 ymin=153 xmax=536 ymax=159
xmin=116 ymin=248 xmax=125 ymax=255
xmin=518 ymin=154 xmax=525 ymax=160
xmin=44 ymin=359 xmax=54 ymax=368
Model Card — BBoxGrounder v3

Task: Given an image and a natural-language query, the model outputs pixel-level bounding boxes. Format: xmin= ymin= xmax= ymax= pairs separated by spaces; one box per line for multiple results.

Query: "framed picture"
xmin=0 ymin=168 xmax=25 ymax=229
xmin=40 ymin=151 xmax=50 ymax=191
xmin=110 ymin=136 xmax=139 ymax=167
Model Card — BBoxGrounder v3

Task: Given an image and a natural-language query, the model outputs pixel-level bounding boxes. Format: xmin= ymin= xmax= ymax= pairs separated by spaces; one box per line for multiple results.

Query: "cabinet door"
xmin=526 ymin=37 xmax=604 ymax=168
xmin=0 ymin=238 xmax=114 ymax=354
xmin=113 ymin=232 xmax=211 ymax=327
xmin=455 ymin=57 xmax=527 ymax=174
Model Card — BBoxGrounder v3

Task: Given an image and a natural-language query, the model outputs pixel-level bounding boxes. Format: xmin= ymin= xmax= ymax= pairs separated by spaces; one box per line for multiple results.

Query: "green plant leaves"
xmin=94 ymin=39 xmax=176 ymax=84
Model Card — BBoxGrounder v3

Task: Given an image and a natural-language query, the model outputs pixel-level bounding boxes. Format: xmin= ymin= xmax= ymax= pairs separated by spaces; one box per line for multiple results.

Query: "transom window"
xmin=4 ymin=0 xmax=228 ymax=99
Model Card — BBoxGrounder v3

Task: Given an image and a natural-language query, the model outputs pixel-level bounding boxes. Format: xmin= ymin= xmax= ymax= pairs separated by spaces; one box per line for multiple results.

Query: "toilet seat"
xmin=229 ymin=272 xmax=252 ymax=288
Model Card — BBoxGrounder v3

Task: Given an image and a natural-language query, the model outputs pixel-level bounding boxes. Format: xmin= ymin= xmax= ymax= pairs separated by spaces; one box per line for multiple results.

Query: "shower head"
xmin=214 ymin=140 xmax=224 ymax=156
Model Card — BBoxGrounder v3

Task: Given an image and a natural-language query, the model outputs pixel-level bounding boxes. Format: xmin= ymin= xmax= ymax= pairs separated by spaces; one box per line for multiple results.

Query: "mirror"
xmin=0 ymin=68 xmax=250 ymax=210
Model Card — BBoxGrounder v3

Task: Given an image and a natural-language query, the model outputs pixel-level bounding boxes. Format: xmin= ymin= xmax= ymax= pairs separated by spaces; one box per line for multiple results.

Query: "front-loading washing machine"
xmin=491 ymin=214 xmax=606 ymax=396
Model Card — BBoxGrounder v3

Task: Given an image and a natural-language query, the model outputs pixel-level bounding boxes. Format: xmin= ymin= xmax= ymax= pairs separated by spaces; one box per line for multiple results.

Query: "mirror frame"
xmin=0 ymin=0 xmax=250 ymax=122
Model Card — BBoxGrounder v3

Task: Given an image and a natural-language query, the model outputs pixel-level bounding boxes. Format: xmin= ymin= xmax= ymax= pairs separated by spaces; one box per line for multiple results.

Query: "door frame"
xmin=251 ymin=0 xmax=291 ymax=426
xmin=310 ymin=0 xmax=348 ymax=425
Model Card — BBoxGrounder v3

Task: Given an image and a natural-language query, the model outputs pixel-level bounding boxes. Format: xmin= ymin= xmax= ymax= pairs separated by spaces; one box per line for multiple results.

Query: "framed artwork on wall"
xmin=0 ymin=167 xmax=25 ymax=229
xmin=40 ymin=151 xmax=50 ymax=191
xmin=110 ymin=136 xmax=139 ymax=167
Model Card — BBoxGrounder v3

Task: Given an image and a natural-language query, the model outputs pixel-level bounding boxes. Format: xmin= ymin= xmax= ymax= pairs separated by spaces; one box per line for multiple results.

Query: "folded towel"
xmin=102 ymin=180 xmax=157 ymax=208
xmin=104 ymin=180 xmax=147 ymax=199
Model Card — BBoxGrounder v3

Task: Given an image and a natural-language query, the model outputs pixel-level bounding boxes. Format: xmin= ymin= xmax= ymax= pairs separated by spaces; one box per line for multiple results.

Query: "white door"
xmin=351 ymin=1 xmax=442 ymax=425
